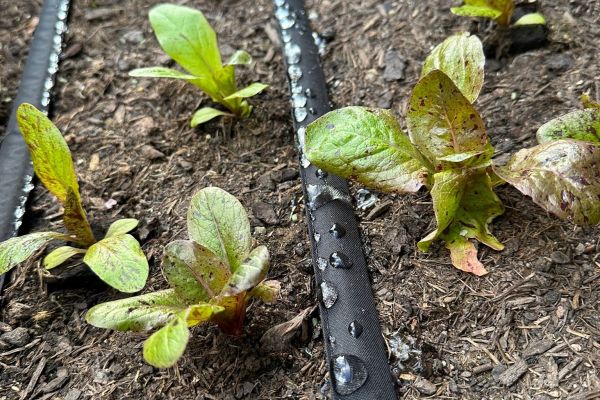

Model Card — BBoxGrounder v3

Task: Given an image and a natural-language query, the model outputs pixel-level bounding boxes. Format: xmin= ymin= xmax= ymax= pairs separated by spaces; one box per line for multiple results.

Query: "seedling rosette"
xmin=304 ymin=33 xmax=600 ymax=276
xmin=86 ymin=187 xmax=279 ymax=368
xmin=130 ymin=3 xmax=268 ymax=126
xmin=0 ymin=104 xmax=149 ymax=293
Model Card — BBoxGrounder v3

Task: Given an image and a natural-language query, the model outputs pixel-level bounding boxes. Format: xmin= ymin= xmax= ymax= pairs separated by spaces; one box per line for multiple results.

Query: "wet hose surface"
xmin=0 ymin=0 xmax=70 ymax=297
xmin=273 ymin=0 xmax=397 ymax=398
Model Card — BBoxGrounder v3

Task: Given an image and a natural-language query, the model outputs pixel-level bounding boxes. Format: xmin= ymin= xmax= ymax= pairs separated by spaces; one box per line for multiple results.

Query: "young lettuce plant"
xmin=130 ymin=3 xmax=268 ymax=126
xmin=304 ymin=33 xmax=600 ymax=276
xmin=86 ymin=187 xmax=279 ymax=368
xmin=0 ymin=104 xmax=149 ymax=292
xmin=451 ymin=0 xmax=545 ymax=28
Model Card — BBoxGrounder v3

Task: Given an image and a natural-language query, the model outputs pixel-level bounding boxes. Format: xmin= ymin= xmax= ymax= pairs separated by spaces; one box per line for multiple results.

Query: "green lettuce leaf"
xmin=0 ymin=232 xmax=71 ymax=275
xmin=43 ymin=246 xmax=86 ymax=269
xmin=221 ymin=245 xmax=269 ymax=296
xmin=143 ymin=315 xmax=190 ymax=368
xmin=536 ymin=109 xmax=600 ymax=145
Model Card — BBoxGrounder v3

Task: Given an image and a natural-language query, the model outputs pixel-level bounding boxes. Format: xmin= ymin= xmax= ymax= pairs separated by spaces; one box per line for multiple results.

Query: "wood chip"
xmin=497 ymin=358 xmax=528 ymax=387
xmin=21 ymin=357 xmax=46 ymax=400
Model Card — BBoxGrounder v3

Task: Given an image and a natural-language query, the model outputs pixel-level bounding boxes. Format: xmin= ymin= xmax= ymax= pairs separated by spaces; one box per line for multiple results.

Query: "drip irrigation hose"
xmin=273 ymin=0 xmax=397 ymax=398
xmin=0 ymin=0 xmax=70 ymax=297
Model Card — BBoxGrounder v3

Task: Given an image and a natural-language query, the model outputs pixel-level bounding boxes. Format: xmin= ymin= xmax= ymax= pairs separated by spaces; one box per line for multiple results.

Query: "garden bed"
xmin=1 ymin=0 xmax=599 ymax=399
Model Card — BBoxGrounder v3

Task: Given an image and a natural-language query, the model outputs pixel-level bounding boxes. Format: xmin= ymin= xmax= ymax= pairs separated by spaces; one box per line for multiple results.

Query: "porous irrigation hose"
xmin=273 ymin=0 xmax=397 ymax=398
xmin=0 ymin=0 xmax=70 ymax=297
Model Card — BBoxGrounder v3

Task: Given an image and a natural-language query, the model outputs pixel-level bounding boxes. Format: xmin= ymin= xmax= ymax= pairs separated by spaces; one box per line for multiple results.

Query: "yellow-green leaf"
xmin=83 ymin=234 xmax=149 ymax=293
xmin=582 ymin=93 xmax=600 ymax=110
xmin=514 ymin=12 xmax=546 ymax=26
xmin=221 ymin=245 xmax=270 ymax=297
xmin=143 ymin=315 xmax=189 ymax=368
xmin=248 ymin=280 xmax=280 ymax=303
xmin=422 ymin=33 xmax=485 ymax=103
xmin=105 ymin=218 xmax=139 ymax=238
xmin=44 ymin=246 xmax=86 ymax=269
xmin=536 ymin=109 xmax=600 ymax=145
xmin=129 ymin=67 xmax=200 ymax=80
xmin=185 ymin=303 xmax=224 ymax=326
xmin=0 ymin=232 xmax=70 ymax=274
xmin=223 ymin=83 xmax=268 ymax=100
xmin=190 ymin=107 xmax=231 ymax=127
xmin=226 ymin=50 xmax=252 ymax=66
xmin=187 ymin=187 xmax=252 ymax=272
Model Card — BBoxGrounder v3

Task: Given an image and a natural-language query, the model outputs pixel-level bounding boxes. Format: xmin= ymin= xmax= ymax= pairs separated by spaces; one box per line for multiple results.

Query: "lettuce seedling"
xmin=129 ymin=3 xmax=268 ymax=126
xmin=0 ymin=104 xmax=149 ymax=293
xmin=86 ymin=187 xmax=279 ymax=368
xmin=451 ymin=0 xmax=545 ymax=28
xmin=304 ymin=33 xmax=600 ymax=276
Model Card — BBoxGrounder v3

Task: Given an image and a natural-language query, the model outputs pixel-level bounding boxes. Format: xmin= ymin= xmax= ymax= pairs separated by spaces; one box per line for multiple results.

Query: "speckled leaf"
xmin=440 ymin=224 xmax=488 ymax=276
xmin=582 ymin=93 xmax=600 ymax=110
xmin=190 ymin=107 xmax=231 ymax=127
xmin=221 ymin=245 xmax=269 ymax=296
xmin=494 ymin=139 xmax=600 ymax=225
xmin=407 ymin=70 xmax=492 ymax=169
xmin=226 ymin=50 xmax=252 ymax=66
xmin=536 ymin=109 xmax=600 ymax=145
xmin=223 ymin=82 xmax=268 ymax=100
xmin=305 ymin=106 xmax=431 ymax=193
xmin=422 ymin=33 xmax=485 ymax=103
xmin=187 ymin=187 xmax=252 ymax=272
xmin=248 ymin=280 xmax=281 ymax=303
xmin=43 ymin=246 xmax=86 ymax=269
xmin=162 ymin=240 xmax=230 ymax=303
xmin=85 ymin=289 xmax=187 ymax=331
xmin=63 ymin=188 xmax=96 ymax=246
xmin=83 ymin=234 xmax=149 ymax=293
xmin=149 ymin=4 xmax=222 ymax=77
xmin=143 ymin=315 xmax=189 ymax=368
xmin=0 ymin=232 xmax=70 ymax=275
xmin=105 ymin=218 xmax=139 ymax=238
xmin=129 ymin=67 xmax=200 ymax=81
xmin=186 ymin=303 xmax=224 ymax=326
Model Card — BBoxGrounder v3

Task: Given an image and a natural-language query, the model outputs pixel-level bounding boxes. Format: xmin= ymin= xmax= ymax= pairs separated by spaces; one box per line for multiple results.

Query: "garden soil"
xmin=1 ymin=0 xmax=599 ymax=399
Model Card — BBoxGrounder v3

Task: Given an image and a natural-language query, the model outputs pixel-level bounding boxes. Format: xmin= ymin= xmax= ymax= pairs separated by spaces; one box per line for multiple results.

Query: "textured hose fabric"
xmin=0 ymin=0 xmax=69 ymax=293
xmin=274 ymin=0 xmax=397 ymax=398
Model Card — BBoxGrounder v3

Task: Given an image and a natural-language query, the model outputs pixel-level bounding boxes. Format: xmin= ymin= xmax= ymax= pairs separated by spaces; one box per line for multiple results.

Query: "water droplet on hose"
xmin=309 ymin=107 xmax=316 ymax=114
xmin=317 ymin=257 xmax=327 ymax=271
xmin=288 ymin=65 xmax=302 ymax=84
xmin=329 ymin=223 xmax=346 ymax=238
xmin=313 ymin=232 xmax=321 ymax=242
xmin=329 ymin=335 xmax=336 ymax=346
xmin=320 ymin=281 xmax=338 ymax=308
xmin=305 ymin=88 xmax=314 ymax=97
xmin=356 ymin=188 xmax=378 ymax=209
xmin=316 ymin=169 xmax=328 ymax=179
xmin=332 ymin=355 xmax=368 ymax=395
xmin=306 ymin=184 xmax=352 ymax=211
xmin=294 ymin=107 xmax=307 ymax=122
xmin=284 ymin=43 xmax=301 ymax=64
xmin=292 ymin=93 xmax=307 ymax=108
xmin=348 ymin=321 xmax=363 ymax=338
xmin=329 ymin=252 xmax=352 ymax=269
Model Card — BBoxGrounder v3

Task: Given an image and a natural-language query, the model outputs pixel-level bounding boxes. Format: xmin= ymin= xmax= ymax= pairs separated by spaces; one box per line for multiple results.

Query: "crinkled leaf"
xmin=305 ymin=106 xmax=431 ymax=193
xmin=16 ymin=104 xmax=79 ymax=204
xmin=0 ymin=232 xmax=70 ymax=275
xmin=143 ymin=315 xmax=189 ymax=368
xmin=514 ymin=12 xmax=546 ymax=26
xmin=190 ymin=107 xmax=231 ymax=127
xmin=83 ymin=234 xmax=149 ymax=293
xmin=248 ymin=280 xmax=280 ymax=303
xmin=440 ymin=224 xmax=488 ymax=276
xmin=187 ymin=187 xmax=252 ymax=272
xmin=494 ymin=139 xmax=600 ymax=225
xmin=129 ymin=67 xmax=200 ymax=81
xmin=407 ymin=70 xmax=492 ymax=169
xmin=105 ymin=218 xmax=139 ymax=238
xmin=582 ymin=93 xmax=600 ymax=110
xmin=536 ymin=109 xmax=600 ymax=145
xmin=226 ymin=50 xmax=252 ymax=66
xmin=418 ymin=170 xmax=469 ymax=251
xmin=148 ymin=4 xmax=222 ymax=77
xmin=221 ymin=245 xmax=269 ymax=297
xmin=162 ymin=240 xmax=230 ymax=303
xmin=85 ymin=289 xmax=186 ymax=331
xmin=44 ymin=246 xmax=86 ymax=269
xmin=63 ymin=188 xmax=96 ymax=246
xmin=223 ymin=83 xmax=268 ymax=100
xmin=421 ymin=33 xmax=485 ymax=103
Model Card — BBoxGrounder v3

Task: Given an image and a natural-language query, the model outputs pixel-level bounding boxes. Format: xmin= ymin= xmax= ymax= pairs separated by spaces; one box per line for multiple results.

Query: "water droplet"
xmin=274 ymin=0 xmax=285 ymax=6
xmin=281 ymin=30 xmax=292 ymax=43
xmin=315 ymin=169 xmax=328 ymax=179
xmin=306 ymin=184 xmax=352 ymax=211
xmin=313 ymin=232 xmax=321 ymax=242
xmin=348 ymin=321 xmax=363 ymax=338
xmin=294 ymin=107 xmax=307 ymax=122
xmin=312 ymin=32 xmax=327 ymax=55
xmin=329 ymin=336 xmax=336 ymax=346
xmin=309 ymin=107 xmax=316 ymax=114
xmin=280 ymin=16 xmax=296 ymax=30
xmin=329 ymin=223 xmax=346 ymax=238
xmin=332 ymin=355 xmax=368 ymax=395
xmin=320 ymin=281 xmax=338 ymax=308
xmin=288 ymin=65 xmax=302 ymax=84
xmin=291 ymin=84 xmax=303 ymax=94
xmin=305 ymin=88 xmax=314 ymax=97
xmin=355 ymin=188 xmax=378 ymax=210
xmin=317 ymin=257 xmax=327 ymax=271
xmin=329 ymin=252 xmax=353 ymax=269
xmin=292 ymin=93 xmax=307 ymax=108
xmin=284 ymin=43 xmax=301 ymax=64
xmin=326 ymin=123 xmax=334 ymax=130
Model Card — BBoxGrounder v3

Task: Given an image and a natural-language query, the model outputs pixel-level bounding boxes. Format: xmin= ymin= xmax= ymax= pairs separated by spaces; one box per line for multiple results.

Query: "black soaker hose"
xmin=273 ymin=1 xmax=397 ymax=398
xmin=0 ymin=0 xmax=70 ymax=297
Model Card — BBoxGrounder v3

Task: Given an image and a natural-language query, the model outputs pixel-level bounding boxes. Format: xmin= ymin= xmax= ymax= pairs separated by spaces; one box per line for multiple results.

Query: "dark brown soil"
xmin=1 ymin=0 xmax=600 ymax=399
